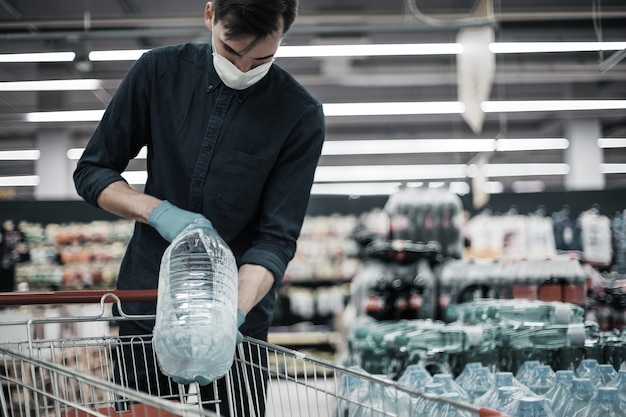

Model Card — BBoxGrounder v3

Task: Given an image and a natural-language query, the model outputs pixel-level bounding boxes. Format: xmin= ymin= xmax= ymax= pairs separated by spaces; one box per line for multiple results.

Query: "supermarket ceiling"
xmin=0 ymin=0 xmax=626 ymax=198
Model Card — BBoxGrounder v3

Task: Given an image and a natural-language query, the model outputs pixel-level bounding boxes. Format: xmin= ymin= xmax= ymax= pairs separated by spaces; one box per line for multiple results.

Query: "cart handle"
xmin=0 ymin=289 xmax=157 ymax=306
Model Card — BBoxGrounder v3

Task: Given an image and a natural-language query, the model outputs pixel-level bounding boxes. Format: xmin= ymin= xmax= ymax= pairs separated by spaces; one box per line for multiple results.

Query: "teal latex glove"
xmin=236 ymin=309 xmax=246 ymax=344
xmin=147 ymin=200 xmax=211 ymax=242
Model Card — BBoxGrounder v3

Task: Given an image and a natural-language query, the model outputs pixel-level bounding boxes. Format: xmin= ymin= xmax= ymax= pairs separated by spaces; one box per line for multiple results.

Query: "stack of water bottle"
xmin=337 ymin=354 xmax=626 ymax=416
xmin=342 ymin=298 xmax=626 ymax=415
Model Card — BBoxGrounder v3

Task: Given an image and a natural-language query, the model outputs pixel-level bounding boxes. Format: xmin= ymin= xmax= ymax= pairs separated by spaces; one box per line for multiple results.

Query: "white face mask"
xmin=212 ymin=35 xmax=274 ymax=90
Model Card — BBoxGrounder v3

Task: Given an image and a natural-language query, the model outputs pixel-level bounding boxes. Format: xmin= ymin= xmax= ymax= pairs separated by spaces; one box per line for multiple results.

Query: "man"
xmin=73 ymin=0 xmax=325 ymax=414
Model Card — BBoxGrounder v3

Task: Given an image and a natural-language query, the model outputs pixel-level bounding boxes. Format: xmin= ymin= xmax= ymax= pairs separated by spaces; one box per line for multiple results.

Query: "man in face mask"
xmin=74 ymin=0 xmax=325 ymax=415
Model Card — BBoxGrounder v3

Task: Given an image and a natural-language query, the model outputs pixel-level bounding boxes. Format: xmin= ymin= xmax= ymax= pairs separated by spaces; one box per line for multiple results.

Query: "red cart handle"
xmin=0 ymin=289 xmax=157 ymax=306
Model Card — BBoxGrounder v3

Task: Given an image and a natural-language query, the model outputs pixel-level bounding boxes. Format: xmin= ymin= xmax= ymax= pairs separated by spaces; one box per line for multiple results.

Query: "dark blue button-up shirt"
xmin=74 ymin=43 xmax=325 ymax=335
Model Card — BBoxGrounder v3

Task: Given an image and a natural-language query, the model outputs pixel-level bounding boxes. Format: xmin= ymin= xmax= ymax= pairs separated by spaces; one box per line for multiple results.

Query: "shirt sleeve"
xmin=240 ymin=102 xmax=325 ymax=283
xmin=73 ymin=53 xmax=152 ymax=207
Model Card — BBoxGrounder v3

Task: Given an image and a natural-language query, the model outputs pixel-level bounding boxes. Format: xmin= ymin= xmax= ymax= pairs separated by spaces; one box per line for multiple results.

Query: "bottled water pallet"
xmin=0 ymin=290 xmax=510 ymax=417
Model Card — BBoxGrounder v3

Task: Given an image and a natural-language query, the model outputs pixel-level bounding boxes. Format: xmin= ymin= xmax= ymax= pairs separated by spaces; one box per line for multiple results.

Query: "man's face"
xmin=205 ymin=4 xmax=283 ymax=73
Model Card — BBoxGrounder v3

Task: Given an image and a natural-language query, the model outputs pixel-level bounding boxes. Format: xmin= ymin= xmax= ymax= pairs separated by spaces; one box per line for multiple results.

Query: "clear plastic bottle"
xmin=432 ymin=373 xmax=470 ymax=402
xmin=576 ymin=387 xmax=624 ymax=417
xmin=543 ymin=370 xmax=574 ymax=411
xmin=455 ymin=362 xmax=483 ymax=387
xmin=476 ymin=371 xmax=533 ymax=408
xmin=397 ymin=363 xmax=433 ymax=390
xmin=529 ymin=365 xmax=555 ymax=396
xmin=516 ymin=360 xmax=541 ymax=387
xmin=606 ymin=369 xmax=626 ymax=401
xmin=153 ymin=219 xmax=238 ymax=385
xmin=555 ymin=377 xmax=596 ymax=417
xmin=511 ymin=396 xmax=555 ymax=417
xmin=593 ymin=364 xmax=617 ymax=387
xmin=412 ymin=383 xmax=446 ymax=417
xmin=494 ymin=386 xmax=526 ymax=415
xmin=576 ymin=359 xmax=599 ymax=379
xmin=459 ymin=366 xmax=492 ymax=403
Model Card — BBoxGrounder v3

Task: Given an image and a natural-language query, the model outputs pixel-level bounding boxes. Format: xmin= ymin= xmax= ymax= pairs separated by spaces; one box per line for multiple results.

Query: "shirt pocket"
xmin=217 ymin=149 xmax=276 ymax=211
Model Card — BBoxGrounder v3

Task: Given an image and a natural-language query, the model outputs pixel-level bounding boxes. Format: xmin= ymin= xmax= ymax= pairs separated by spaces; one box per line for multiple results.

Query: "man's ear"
xmin=204 ymin=2 xmax=214 ymax=31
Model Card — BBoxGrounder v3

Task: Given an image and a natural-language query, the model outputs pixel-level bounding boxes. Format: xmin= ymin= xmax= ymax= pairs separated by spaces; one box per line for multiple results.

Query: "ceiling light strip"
xmin=0 ymin=175 xmax=40 ymax=187
xmin=0 ymin=150 xmax=40 ymax=160
xmin=3 ymin=42 xmax=625 ymax=63
xmin=0 ymin=79 xmax=101 ymax=91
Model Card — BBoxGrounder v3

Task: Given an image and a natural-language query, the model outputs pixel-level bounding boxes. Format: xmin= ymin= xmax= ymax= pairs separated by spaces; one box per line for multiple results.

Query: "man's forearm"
xmin=96 ymin=180 xmax=162 ymax=224
xmin=238 ymin=264 xmax=275 ymax=315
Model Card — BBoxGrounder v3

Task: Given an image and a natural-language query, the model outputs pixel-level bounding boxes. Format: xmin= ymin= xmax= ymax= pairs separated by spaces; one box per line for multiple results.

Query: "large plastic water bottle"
xmin=576 ymin=387 xmax=624 ymax=417
xmin=511 ymin=396 xmax=555 ymax=417
xmin=555 ymin=377 xmax=596 ymax=417
xmin=153 ymin=219 xmax=238 ymax=385
xmin=543 ymin=370 xmax=574 ymax=411
xmin=606 ymin=370 xmax=626 ymax=400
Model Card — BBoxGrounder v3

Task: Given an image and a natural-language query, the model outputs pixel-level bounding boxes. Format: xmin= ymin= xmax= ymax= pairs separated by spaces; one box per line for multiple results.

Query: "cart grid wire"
xmin=0 ymin=289 xmax=510 ymax=417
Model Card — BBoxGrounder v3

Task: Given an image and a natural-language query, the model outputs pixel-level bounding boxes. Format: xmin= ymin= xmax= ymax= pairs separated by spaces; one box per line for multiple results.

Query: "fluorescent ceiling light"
xmin=322 ymin=139 xmax=495 ymax=155
xmin=482 ymin=100 xmax=626 ymax=113
xmin=323 ymin=101 xmax=465 ymax=116
xmin=321 ymin=138 xmax=569 ymax=155
xmin=470 ymin=163 xmax=570 ymax=177
xmin=0 ymin=175 xmax=40 ymax=187
xmin=3 ymin=42 xmax=624 ymax=64
xmin=449 ymin=182 xmax=470 ymax=196
xmin=89 ymin=49 xmax=147 ymax=61
xmin=315 ymin=164 xmax=468 ymax=182
xmin=512 ymin=180 xmax=546 ymax=193
xmin=311 ymin=182 xmax=403 ymax=196
xmin=598 ymin=138 xmax=626 ymax=148
xmin=67 ymin=146 xmax=147 ymax=160
xmin=0 ymin=150 xmax=40 ymax=161
xmin=490 ymin=42 xmax=626 ymax=54
xmin=121 ymin=171 xmax=148 ymax=185
xmin=483 ymin=181 xmax=504 ymax=194
xmin=496 ymin=138 xmax=569 ymax=151
xmin=0 ymin=52 xmax=75 ymax=63
xmin=601 ymin=164 xmax=626 ymax=174
xmin=26 ymin=110 xmax=105 ymax=122
xmin=277 ymin=43 xmax=463 ymax=58
xmin=0 ymin=79 xmax=101 ymax=92
xmin=23 ymin=101 xmax=626 ymax=123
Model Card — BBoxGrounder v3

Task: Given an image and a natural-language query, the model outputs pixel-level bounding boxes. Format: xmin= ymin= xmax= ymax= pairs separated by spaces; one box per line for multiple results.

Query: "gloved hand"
xmin=236 ymin=309 xmax=246 ymax=344
xmin=147 ymin=200 xmax=211 ymax=242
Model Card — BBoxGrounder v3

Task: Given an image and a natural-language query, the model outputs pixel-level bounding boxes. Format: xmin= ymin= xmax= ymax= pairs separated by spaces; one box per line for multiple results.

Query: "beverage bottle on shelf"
xmin=510 ymin=396 xmax=556 ymax=417
xmin=153 ymin=218 xmax=238 ymax=385
xmin=476 ymin=371 xmax=532 ymax=408
xmin=543 ymin=370 xmax=574 ymax=411
xmin=360 ymin=332 xmax=388 ymax=375
xmin=593 ymin=364 xmax=617 ymax=387
xmin=459 ymin=366 xmax=493 ymax=403
xmin=428 ymin=392 xmax=473 ymax=417
xmin=555 ymin=377 xmax=596 ymax=417
xmin=494 ymin=386 xmax=526 ymax=416
xmin=576 ymin=359 xmax=599 ymax=379
xmin=576 ymin=386 xmax=624 ymax=417
xmin=412 ymin=383 xmax=446 ymax=417
xmin=516 ymin=360 xmax=541 ymax=387
xmin=455 ymin=362 xmax=483 ymax=387
xmin=347 ymin=327 xmax=370 ymax=367
xmin=606 ymin=370 xmax=626 ymax=400
xmin=397 ymin=363 xmax=433 ymax=390
xmin=432 ymin=373 xmax=470 ymax=402
xmin=528 ymin=365 xmax=556 ymax=396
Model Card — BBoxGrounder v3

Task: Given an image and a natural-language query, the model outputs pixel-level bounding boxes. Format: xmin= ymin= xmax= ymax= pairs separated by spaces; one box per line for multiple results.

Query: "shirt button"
xmin=207 ymin=84 xmax=214 ymax=91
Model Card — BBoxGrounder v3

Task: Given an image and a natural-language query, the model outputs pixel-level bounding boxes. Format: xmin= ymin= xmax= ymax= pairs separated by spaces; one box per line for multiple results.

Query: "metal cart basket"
xmin=0 ymin=290 xmax=509 ymax=417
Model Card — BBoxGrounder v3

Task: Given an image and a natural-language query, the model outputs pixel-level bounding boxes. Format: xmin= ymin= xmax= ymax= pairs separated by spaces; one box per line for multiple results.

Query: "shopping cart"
xmin=0 ymin=290 xmax=510 ymax=417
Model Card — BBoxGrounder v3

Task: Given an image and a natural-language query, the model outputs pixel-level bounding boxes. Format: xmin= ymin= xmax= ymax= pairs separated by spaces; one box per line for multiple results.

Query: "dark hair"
xmin=213 ymin=0 xmax=298 ymax=42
